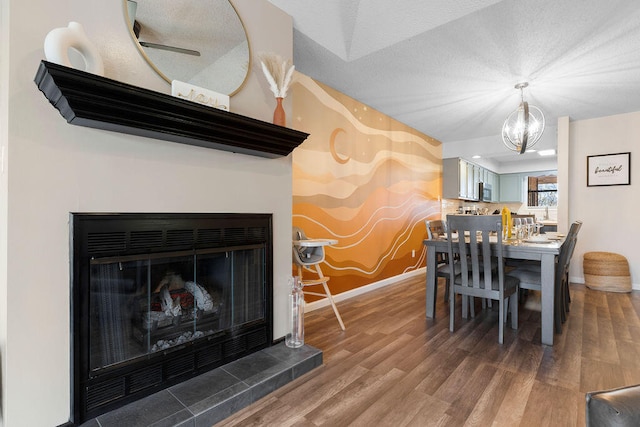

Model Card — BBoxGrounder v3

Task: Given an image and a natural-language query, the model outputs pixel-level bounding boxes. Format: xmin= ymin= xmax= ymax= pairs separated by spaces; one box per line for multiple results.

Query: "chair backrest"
xmin=446 ymin=214 xmax=504 ymax=292
xmin=293 ymin=226 xmax=307 ymax=242
xmin=556 ymin=221 xmax=582 ymax=280
xmin=425 ymin=219 xmax=447 ymax=240
xmin=292 ymin=226 xmax=325 ymax=266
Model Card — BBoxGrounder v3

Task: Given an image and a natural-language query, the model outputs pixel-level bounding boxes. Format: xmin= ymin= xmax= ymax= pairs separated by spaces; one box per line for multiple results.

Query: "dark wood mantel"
xmin=34 ymin=61 xmax=308 ymax=158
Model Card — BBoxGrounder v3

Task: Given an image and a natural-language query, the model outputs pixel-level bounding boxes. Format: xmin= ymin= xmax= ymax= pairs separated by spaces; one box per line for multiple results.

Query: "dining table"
xmin=423 ymin=233 xmax=565 ymax=345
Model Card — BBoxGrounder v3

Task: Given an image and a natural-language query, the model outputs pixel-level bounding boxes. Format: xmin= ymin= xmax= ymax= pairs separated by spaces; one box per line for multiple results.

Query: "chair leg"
xmin=444 ymin=277 xmax=449 ymax=303
xmin=554 ymin=277 xmax=564 ymax=335
xmin=462 ymin=295 xmax=468 ymax=319
xmin=561 ymin=282 xmax=567 ymax=324
xmin=510 ymin=292 xmax=518 ymax=330
xmin=561 ymin=277 xmax=569 ymax=322
xmin=314 ymin=264 xmax=345 ymax=331
xmin=498 ymin=298 xmax=505 ymax=344
xmin=564 ymin=274 xmax=571 ymax=314
xmin=320 ymin=281 xmax=345 ymax=330
xmin=503 ymin=298 xmax=508 ymax=323
xmin=458 ymin=296 xmax=477 ymax=318
xmin=449 ymin=288 xmax=455 ymax=333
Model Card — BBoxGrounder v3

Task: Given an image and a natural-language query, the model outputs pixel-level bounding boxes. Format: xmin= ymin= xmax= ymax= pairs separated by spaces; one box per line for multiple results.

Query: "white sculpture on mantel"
xmin=44 ymin=21 xmax=104 ymax=76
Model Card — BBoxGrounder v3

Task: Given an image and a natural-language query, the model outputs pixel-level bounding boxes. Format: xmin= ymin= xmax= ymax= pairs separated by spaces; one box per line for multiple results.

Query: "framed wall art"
xmin=587 ymin=152 xmax=631 ymax=187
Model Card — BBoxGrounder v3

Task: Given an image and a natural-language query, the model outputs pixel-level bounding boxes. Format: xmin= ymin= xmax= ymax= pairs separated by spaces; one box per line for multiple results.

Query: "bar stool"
xmin=292 ymin=227 xmax=345 ymax=330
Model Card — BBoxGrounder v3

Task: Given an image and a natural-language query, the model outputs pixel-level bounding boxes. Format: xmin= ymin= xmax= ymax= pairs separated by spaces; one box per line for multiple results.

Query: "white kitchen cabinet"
xmin=443 ymin=158 xmax=472 ymax=199
xmin=466 ymin=162 xmax=476 ymax=200
xmin=458 ymin=158 xmax=469 ymax=199
xmin=443 ymin=158 xmax=490 ymax=201
xmin=444 ymin=158 xmax=554 ymax=204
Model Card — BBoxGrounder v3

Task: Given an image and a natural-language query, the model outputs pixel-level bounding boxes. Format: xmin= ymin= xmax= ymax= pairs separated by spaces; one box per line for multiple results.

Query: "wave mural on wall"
xmin=292 ymin=74 xmax=443 ymax=296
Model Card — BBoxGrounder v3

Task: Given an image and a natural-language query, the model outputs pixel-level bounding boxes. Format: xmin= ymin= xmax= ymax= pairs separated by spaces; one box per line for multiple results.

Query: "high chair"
xmin=292 ymin=226 xmax=345 ymax=330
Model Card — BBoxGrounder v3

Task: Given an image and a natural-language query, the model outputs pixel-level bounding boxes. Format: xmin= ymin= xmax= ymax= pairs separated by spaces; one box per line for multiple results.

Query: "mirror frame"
xmin=123 ymin=0 xmax=251 ymax=96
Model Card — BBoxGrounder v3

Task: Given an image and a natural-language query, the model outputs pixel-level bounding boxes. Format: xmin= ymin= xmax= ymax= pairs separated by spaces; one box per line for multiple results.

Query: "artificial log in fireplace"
xmin=70 ymin=213 xmax=273 ymax=424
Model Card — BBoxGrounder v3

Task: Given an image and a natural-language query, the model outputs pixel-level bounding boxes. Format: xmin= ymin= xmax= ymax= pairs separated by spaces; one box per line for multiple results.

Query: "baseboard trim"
xmin=306 ymin=269 xmax=638 ymax=313
xmin=569 ymin=275 xmax=639 ymax=291
xmin=305 ymin=267 xmax=426 ymax=312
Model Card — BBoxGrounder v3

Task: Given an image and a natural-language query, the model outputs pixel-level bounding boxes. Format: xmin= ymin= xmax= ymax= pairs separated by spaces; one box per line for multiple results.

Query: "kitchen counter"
xmin=540 ymin=220 xmax=557 ymax=232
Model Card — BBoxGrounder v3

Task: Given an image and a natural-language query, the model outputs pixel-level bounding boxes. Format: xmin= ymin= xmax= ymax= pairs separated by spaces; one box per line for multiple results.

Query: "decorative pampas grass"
xmin=258 ymin=52 xmax=295 ymax=98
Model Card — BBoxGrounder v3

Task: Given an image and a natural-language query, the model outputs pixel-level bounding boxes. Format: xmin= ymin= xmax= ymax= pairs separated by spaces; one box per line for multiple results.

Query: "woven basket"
xmin=583 ymin=252 xmax=631 ymax=293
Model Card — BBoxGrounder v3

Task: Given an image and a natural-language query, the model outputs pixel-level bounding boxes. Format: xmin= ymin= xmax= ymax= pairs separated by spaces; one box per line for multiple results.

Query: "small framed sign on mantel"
xmin=587 ymin=152 xmax=631 ymax=187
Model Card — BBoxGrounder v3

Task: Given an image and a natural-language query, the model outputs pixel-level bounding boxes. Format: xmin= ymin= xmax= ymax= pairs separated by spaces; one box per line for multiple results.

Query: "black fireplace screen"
xmin=90 ymin=247 xmax=265 ymax=371
xmin=71 ymin=213 xmax=273 ymax=425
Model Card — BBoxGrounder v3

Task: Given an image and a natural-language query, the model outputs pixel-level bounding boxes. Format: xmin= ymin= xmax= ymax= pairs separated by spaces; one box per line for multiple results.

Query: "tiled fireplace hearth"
xmin=66 ymin=213 xmax=322 ymax=426
xmin=77 ymin=343 xmax=322 ymax=427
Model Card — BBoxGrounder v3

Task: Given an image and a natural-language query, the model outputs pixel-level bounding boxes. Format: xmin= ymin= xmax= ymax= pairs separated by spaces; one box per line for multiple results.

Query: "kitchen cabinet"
xmin=444 ymin=158 xmax=472 ymax=199
xmin=458 ymin=159 xmax=469 ymax=198
xmin=443 ymin=158 xmax=464 ymax=199
xmin=467 ymin=162 xmax=477 ymax=200
xmin=487 ymin=170 xmax=499 ymax=202
xmin=444 ymin=158 xmax=554 ymax=204
xmin=499 ymin=173 xmax=525 ymax=202
xmin=443 ymin=157 xmax=494 ymax=201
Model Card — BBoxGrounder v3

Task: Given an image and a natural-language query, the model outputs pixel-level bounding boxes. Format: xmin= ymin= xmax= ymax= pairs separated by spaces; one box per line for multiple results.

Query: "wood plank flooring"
xmin=214 ymin=276 xmax=640 ymax=426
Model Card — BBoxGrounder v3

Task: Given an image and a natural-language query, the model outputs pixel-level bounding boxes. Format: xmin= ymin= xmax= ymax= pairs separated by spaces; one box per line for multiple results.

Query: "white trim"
xmin=306 ymin=268 xmax=639 ymax=313
xmin=570 ymin=275 xmax=640 ymax=291
xmin=305 ymin=267 xmax=426 ymax=312
xmin=570 ymin=275 xmax=585 ymax=285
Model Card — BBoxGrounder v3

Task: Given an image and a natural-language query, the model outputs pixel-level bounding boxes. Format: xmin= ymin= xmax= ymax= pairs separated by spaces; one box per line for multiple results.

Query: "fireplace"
xmin=70 ymin=213 xmax=273 ymax=424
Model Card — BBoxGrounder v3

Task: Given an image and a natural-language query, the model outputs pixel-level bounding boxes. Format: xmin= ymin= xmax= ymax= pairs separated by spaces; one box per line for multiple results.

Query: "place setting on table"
xmin=507 ymin=216 xmax=565 ymax=245
xmin=432 ymin=217 xmax=563 ymax=245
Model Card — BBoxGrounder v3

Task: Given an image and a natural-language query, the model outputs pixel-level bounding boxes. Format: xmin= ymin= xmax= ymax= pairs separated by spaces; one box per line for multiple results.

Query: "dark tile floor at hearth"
xmin=78 ymin=343 xmax=322 ymax=427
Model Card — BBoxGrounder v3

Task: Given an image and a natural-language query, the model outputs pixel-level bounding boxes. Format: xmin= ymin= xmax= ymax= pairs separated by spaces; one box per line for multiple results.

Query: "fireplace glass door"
xmin=89 ymin=246 xmax=265 ymax=372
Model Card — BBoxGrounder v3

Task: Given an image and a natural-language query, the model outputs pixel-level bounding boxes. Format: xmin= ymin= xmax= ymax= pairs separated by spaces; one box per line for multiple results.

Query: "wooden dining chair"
xmin=554 ymin=221 xmax=581 ymax=318
xmin=557 ymin=221 xmax=582 ymax=325
xmin=425 ymin=219 xmax=459 ymax=303
xmin=507 ymin=220 xmax=582 ymax=333
xmin=446 ymin=214 xmax=519 ymax=344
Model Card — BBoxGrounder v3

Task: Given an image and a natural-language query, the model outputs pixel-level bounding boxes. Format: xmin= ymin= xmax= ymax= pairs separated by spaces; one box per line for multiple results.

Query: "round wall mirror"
xmin=124 ymin=0 xmax=250 ymax=96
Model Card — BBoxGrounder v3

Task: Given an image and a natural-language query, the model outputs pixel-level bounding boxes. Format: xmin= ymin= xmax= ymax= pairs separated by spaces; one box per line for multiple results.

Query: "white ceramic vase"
xmin=44 ymin=21 xmax=104 ymax=76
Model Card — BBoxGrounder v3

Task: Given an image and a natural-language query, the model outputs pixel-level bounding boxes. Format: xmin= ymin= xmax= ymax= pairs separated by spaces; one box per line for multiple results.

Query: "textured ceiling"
xmin=267 ymin=0 xmax=640 ymax=164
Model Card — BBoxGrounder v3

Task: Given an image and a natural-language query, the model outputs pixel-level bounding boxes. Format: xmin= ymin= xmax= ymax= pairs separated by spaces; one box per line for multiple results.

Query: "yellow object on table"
xmin=501 ymin=207 xmax=512 ymax=239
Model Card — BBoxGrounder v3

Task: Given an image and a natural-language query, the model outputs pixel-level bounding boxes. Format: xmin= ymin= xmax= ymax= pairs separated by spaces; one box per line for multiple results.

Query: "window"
xmin=527 ymin=175 xmax=557 ymax=207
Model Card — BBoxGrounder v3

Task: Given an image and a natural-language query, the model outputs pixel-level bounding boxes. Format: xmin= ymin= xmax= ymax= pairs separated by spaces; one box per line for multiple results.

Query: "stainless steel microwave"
xmin=478 ymin=182 xmax=492 ymax=202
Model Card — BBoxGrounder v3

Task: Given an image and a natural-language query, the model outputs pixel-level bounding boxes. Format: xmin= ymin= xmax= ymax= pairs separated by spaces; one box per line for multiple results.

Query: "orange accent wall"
xmin=292 ymin=75 xmax=443 ymax=297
